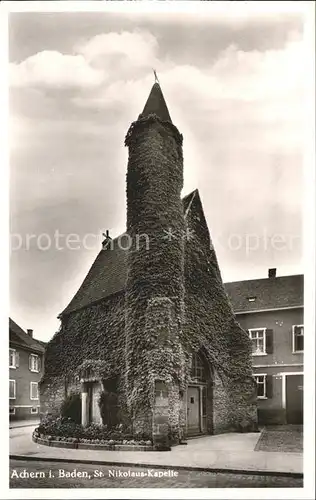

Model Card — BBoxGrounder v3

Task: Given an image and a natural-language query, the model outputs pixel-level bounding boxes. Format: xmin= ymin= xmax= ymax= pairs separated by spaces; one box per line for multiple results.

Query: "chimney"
xmin=268 ymin=268 xmax=277 ymax=279
xmin=27 ymin=329 xmax=33 ymax=337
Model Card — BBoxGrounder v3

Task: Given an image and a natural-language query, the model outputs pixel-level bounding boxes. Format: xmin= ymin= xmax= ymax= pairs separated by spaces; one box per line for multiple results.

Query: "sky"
xmin=8 ymin=3 xmax=307 ymax=342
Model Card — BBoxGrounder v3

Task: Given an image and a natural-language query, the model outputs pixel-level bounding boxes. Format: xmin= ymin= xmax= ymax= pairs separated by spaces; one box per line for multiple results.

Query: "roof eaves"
xmin=9 ymin=339 xmax=45 ymax=354
xmin=234 ymin=304 xmax=304 ymax=315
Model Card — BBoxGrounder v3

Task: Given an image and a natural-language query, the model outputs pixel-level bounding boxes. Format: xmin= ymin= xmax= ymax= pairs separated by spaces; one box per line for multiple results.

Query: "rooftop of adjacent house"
xmin=224 ymin=272 xmax=304 ymax=313
xmin=9 ymin=318 xmax=46 ymax=353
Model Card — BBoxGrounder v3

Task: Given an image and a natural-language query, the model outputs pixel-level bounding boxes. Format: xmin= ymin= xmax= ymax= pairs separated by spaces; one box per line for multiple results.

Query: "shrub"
xmin=82 ymin=423 xmax=109 ymax=440
xmin=38 ymin=416 xmax=83 ymax=438
xmin=60 ymin=393 xmax=81 ymax=424
xmin=36 ymin=415 xmax=153 ymax=444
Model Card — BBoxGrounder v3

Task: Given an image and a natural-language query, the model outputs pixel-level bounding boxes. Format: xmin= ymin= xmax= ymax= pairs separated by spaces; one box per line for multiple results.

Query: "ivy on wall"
xmin=41 ymin=110 xmax=257 ymax=438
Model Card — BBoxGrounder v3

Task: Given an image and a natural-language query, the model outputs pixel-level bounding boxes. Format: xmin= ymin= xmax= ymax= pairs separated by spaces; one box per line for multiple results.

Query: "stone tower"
xmin=124 ymin=82 xmax=187 ymax=446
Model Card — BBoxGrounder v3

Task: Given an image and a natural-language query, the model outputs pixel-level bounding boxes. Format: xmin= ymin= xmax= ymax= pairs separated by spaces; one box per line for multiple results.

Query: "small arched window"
xmin=191 ymin=352 xmax=207 ymax=383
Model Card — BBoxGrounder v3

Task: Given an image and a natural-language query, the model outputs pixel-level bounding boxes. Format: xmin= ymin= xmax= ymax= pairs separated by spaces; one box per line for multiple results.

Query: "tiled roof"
xmin=224 ymin=275 xmax=304 ymax=313
xmin=61 ymin=191 xmax=197 ymax=316
xmin=9 ymin=318 xmax=45 ymax=353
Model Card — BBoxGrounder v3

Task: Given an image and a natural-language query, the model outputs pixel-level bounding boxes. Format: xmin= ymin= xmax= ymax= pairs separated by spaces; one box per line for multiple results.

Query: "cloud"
xmin=10 ymin=50 xmax=104 ymax=89
xmin=10 ymin=30 xmax=160 ymax=91
xmin=10 ymin=28 xmax=304 ymax=129
xmin=77 ymin=30 xmax=159 ymax=69
xmin=162 ymin=34 xmax=303 ymax=103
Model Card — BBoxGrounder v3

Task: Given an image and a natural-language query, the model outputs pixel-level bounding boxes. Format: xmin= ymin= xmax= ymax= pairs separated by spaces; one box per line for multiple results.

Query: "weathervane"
xmin=153 ymin=69 xmax=160 ymax=84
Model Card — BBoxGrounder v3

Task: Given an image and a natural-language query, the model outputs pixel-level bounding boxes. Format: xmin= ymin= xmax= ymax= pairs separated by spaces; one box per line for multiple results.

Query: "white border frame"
xmin=1 ymin=2 xmax=315 ymax=500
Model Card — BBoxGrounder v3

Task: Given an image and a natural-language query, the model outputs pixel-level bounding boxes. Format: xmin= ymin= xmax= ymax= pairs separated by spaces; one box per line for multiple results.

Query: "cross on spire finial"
xmin=153 ymin=69 xmax=159 ymax=84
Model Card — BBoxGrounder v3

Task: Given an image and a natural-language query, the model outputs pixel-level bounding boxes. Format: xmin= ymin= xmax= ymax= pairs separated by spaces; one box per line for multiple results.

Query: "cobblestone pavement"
xmin=255 ymin=425 xmax=303 ymax=453
xmin=9 ymin=460 xmax=303 ymax=489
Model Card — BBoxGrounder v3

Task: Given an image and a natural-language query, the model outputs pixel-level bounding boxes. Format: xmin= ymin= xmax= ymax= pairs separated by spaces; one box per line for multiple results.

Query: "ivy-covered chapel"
xmin=40 ymin=81 xmax=258 ymax=448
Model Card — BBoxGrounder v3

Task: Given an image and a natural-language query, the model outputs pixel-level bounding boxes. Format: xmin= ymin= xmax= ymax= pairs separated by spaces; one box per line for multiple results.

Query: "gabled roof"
xmin=9 ymin=318 xmax=45 ymax=353
xmin=61 ymin=190 xmax=197 ymax=317
xmin=141 ymin=82 xmax=172 ymax=123
xmin=224 ymin=275 xmax=304 ymax=313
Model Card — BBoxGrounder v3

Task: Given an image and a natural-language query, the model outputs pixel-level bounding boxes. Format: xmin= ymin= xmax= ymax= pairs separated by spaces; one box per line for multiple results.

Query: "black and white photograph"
xmin=3 ymin=0 xmax=315 ymax=498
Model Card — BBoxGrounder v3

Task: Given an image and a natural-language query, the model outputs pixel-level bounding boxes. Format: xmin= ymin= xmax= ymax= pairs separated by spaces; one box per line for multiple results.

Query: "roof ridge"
xmin=184 ymin=190 xmax=197 ymax=217
xmin=225 ymin=274 xmax=304 ymax=285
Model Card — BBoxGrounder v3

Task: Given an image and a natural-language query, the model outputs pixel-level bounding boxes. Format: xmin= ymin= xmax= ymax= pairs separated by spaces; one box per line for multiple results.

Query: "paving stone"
xmin=255 ymin=425 xmax=303 ymax=453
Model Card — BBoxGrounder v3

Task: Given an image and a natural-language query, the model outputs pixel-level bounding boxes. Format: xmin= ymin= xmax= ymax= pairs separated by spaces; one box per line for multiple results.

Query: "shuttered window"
xmin=30 ymin=382 xmax=39 ymax=400
xmin=29 ymin=354 xmax=40 ymax=372
xmin=253 ymin=374 xmax=267 ymax=398
xmin=9 ymin=349 xmax=17 ymax=368
xmin=253 ymin=373 xmax=273 ymax=399
xmin=249 ymin=328 xmax=266 ymax=355
xmin=9 ymin=380 xmax=16 ymax=399
xmin=265 ymin=329 xmax=273 ymax=354
xmin=292 ymin=325 xmax=304 ymax=353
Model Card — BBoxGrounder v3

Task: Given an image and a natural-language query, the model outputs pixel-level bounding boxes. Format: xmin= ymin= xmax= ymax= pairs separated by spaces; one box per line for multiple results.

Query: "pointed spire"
xmin=141 ymin=76 xmax=172 ymax=123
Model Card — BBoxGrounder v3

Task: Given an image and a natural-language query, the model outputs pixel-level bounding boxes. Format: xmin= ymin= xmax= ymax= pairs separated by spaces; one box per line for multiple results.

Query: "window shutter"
xmin=29 ymin=354 xmax=32 ymax=371
xmin=38 ymin=356 xmax=41 ymax=372
xmin=266 ymin=375 xmax=273 ymax=398
xmin=16 ymin=352 xmax=19 ymax=368
xmin=265 ymin=329 xmax=273 ymax=354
